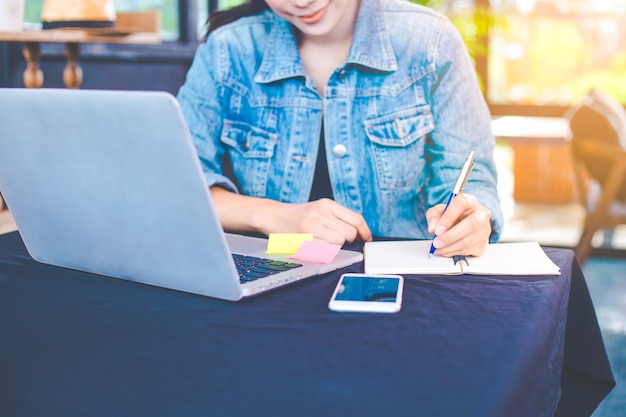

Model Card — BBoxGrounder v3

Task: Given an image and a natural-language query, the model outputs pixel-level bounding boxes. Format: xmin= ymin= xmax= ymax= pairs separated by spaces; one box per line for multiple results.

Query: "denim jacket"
xmin=177 ymin=0 xmax=503 ymax=241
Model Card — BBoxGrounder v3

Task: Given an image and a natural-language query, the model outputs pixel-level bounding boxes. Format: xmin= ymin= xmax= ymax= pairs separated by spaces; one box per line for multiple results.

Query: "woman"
xmin=177 ymin=0 xmax=503 ymax=256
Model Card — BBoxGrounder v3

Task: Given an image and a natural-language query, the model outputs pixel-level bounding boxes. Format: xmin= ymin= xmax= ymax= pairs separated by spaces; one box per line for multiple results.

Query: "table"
xmin=492 ymin=116 xmax=578 ymax=204
xmin=0 ymin=11 xmax=160 ymax=88
xmin=0 ymin=231 xmax=615 ymax=417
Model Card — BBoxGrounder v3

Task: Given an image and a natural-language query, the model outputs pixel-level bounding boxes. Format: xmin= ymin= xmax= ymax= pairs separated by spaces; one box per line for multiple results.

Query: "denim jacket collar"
xmin=254 ymin=17 xmax=304 ymax=84
xmin=348 ymin=0 xmax=398 ymax=72
xmin=254 ymin=0 xmax=397 ymax=84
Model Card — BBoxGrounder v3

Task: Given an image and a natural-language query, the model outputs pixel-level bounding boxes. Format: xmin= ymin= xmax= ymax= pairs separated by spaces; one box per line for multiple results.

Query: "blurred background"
xmin=4 ymin=0 xmax=625 ymax=107
xmin=1 ymin=1 xmax=625 ymax=415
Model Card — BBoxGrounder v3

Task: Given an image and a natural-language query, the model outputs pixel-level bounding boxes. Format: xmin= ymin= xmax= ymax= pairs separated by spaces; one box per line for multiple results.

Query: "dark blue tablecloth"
xmin=0 ymin=232 xmax=614 ymax=417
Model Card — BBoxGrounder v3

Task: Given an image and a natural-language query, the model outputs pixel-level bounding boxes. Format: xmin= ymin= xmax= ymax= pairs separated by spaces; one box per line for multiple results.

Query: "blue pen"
xmin=429 ymin=151 xmax=475 ymax=256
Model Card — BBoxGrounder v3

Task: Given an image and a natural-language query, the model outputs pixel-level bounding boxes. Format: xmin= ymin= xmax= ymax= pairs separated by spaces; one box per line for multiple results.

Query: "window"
xmin=488 ymin=0 xmax=626 ymax=106
xmin=115 ymin=0 xmax=179 ymax=41
xmin=21 ymin=0 xmax=626 ymax=110
xmin=217 ymin=0 xmax=246 ymax=8
xmin=413 ymin=0 xmax=626 ymax=111
xmin=24 ymin=0 xmax=186 ymax=41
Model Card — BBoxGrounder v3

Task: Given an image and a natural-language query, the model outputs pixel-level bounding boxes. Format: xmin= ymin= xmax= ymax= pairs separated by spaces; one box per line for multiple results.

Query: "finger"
xmin=433 ymin=208 xmax=491 ymax=256
xmin=327 ymin=213 xmax=371 ymax=243
xmin=303 ymin=200 xmax=371 ymax=244
xmin=320 ymin=218 xmax=359 ymax=244
xmin=435 ymin=236 xmax=488 ymax=257
xmin=327 ymin=202 xmax=372 ymax=242
xmin=312 ymin=227 xmax=352 ymax=245
xmin=430 ymin=229 xmax=471 ymax=256
xmin=434 ymin=194 xmax=477 ymax=236
xmin=313 ymin=217 xmax=371 ymax=245
xmin=433 ymin=235 xmax=472 ymax=257
xmin=426 ymin=204 xmax=446 ymax=233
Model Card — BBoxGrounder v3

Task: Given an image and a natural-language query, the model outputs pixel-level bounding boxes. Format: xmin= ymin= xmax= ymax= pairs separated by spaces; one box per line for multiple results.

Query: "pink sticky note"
xmin=290 ymin=240 xmax=342 ymax=264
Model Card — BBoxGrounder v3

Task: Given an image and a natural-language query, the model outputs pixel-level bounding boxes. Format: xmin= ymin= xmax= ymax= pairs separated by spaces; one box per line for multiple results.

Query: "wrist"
xmin=249 ymin=198 xmax=282 ymax=235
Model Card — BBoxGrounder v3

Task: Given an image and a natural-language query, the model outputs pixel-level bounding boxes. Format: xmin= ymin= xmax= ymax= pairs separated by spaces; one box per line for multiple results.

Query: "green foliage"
xmin=408 ymin=0 xmax=506 ymax=91
xmin=408 ymin=0 xmax=446 ymax=7
xmin=219 ymin=0 xmax=247 ymax=8
xmin=408 ymin=0 xmax=505 ymax=60
xmin=23 ymin=0 xmax=44 ymax=24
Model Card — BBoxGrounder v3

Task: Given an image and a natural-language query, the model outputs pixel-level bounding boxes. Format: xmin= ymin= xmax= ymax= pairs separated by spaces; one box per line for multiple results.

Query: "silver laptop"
xmin=0 ymin=88 xmax=363 ymax=301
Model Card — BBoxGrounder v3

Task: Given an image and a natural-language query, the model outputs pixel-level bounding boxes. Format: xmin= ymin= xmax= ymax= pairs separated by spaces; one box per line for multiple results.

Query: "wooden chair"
xmin=569 ymin=139 xmax=626 ymax=263
xmin=566 ymin=90 xmax=626 ymax=264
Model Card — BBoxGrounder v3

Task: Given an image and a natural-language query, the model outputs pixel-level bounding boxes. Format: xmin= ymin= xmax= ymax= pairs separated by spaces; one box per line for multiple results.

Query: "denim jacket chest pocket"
xmin=220 ymin=119 xmax=278 ymax=197
xmin=364 ymin=106 xmax=434 ymax=190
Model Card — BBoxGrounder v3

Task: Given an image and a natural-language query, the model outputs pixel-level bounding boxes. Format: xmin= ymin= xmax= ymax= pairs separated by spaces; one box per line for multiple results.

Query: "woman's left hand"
xmin=425 ymin=193 xmax=492 ymax=257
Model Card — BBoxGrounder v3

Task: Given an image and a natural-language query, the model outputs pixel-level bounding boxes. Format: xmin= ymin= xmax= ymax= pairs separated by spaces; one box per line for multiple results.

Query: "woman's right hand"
xmin=210 ymin=187 xmax=372 ymax=245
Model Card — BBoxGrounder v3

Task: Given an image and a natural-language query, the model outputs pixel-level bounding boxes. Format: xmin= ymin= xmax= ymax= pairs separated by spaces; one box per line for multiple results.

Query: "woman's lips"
xmin=298 ymin=5 xmax=329 ymax=24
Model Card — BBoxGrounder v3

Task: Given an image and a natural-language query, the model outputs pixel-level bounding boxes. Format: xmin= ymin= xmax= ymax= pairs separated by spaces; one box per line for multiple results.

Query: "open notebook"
xmin=364 ymin=240 xmax=560 ymax=276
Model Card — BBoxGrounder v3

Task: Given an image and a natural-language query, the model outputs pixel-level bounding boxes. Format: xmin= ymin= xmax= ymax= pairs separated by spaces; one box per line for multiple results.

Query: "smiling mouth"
xmin=298 ymin=5 xmax=329 ymax=24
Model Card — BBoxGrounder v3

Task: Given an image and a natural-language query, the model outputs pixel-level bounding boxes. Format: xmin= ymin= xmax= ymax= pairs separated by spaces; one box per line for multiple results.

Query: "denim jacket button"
xmin=337 ymin=69 xmax=347 ymax=79
xmin=333 ymin=144 xmax=347 ymax=157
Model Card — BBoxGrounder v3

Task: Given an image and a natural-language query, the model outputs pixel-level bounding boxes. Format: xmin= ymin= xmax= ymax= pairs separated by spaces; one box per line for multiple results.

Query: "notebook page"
xmin=462 ymin=242 xmax=560 ymax=275
xmin=364 ymin=240 xmax=461 ymax=275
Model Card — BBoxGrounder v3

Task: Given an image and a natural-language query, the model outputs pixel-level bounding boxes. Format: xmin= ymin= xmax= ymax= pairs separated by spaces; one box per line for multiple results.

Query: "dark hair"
xmin=205 ymin=0 xmax=269 ymax=39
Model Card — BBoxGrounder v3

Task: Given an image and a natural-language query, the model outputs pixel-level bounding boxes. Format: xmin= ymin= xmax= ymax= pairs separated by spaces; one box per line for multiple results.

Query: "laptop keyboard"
xmin=232 ymin=253 xmax=303 ymax=283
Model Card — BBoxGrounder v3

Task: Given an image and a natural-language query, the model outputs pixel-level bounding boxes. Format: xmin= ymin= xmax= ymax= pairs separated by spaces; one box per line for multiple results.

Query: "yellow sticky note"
xmin=266 ymin=233 xmax=314 ymax=254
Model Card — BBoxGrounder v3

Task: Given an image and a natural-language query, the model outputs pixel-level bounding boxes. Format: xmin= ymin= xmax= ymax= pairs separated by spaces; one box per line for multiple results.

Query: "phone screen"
xmin=335 ymin=275 xmax=401 ymax=303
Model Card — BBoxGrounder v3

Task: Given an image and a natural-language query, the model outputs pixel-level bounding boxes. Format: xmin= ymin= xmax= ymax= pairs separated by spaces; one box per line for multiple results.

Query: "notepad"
xmin=290 ymin=240 xmax=342 ymax=264
xmin=364 ymin=240 xmax=560 ymax=276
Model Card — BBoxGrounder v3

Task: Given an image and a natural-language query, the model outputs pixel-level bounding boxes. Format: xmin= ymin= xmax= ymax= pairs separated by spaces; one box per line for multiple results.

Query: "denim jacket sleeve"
xmin=177 ymin=41 xmax=239 ymax=194
xmin=427 ymin=18 xmax=504 ymax=242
